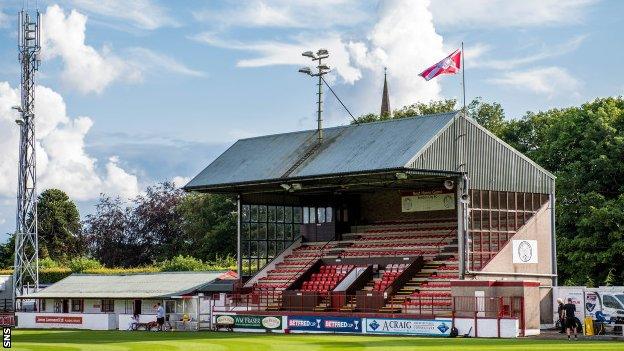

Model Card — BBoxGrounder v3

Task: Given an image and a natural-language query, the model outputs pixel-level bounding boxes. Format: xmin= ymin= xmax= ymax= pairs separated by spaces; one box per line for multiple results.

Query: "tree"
xmin=131 ymin=182 xmax=185 ymax=263
xmin=36 ymin=189 xmax=83 ymax=261
xmin=0 ymin=235 xmax=15 ymax=269
xmin=83 ymin=195 xmax=135 ymax=267
xmin=504 ymin=97 xmax=624 ymax=285
xmin=351 ymin=99 xmax=457 ymax=124
xmin=177 ymin=193 xmax=237 ymax=261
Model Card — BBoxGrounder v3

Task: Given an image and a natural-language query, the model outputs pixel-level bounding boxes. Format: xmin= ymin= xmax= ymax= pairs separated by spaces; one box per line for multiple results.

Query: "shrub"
xmin=68 ymin=257 xmax=103 ymax=273
xmin=39 ymin=257 xmax=60 ymax=269
xmin=159 ymin=255 xmax=207 ymax=272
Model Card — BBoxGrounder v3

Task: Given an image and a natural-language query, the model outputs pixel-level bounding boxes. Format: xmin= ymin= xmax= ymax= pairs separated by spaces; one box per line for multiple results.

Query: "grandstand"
xmin=185 ymin=111 xmax=555 ymax=335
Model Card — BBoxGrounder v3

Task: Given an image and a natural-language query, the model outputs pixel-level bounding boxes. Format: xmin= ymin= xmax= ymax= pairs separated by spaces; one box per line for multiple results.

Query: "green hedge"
xmin=0 ymin=262 xmax=235 ymax=284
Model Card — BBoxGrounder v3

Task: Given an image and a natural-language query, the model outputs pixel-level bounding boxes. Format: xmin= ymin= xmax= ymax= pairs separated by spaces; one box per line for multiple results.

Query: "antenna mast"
xmin=13 ymin=8 xmax=41 ymax=305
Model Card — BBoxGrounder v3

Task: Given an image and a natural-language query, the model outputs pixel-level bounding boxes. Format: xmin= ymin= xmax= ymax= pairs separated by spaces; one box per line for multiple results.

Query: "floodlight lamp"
xmin=318 ymin=64 xmax=330 ymax=71
xmin=15 ymin=119 xmax=24 ymax=126
xmin=280 ymin=183 xmax=291 ymax=191
xmin=302 ymin=51 xmax=315 ymax=58
xmin=444 ymin=180 xmax=455 ymax=190
xmin=291 ymin=183 xmax=302 ymax=191
xmin=317 ymin=49 xmax=329 ymax=56
xmin=12 ymin=106 xmax=23 ymax=113
xmin=395 ymin=172 xmax=408 ymax=180
xmin=298 ymin=67 xmax=312 ymax=75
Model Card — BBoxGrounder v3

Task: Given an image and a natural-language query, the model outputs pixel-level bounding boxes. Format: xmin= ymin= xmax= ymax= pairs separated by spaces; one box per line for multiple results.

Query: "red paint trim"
xmin=450 ymin=280 xmax=540 ymax=287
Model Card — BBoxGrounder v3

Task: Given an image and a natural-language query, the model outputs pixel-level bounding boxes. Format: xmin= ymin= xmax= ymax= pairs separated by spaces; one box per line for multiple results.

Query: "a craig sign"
xmin=365 ymin=318 xmax=452 ymax=336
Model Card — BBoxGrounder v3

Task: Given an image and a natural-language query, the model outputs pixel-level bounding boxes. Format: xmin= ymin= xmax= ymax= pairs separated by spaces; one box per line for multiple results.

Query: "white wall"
xmin=16 ymin=312 xmax=116 ymax=330
xmin=451 ymin=317 xmax=520 ymax=338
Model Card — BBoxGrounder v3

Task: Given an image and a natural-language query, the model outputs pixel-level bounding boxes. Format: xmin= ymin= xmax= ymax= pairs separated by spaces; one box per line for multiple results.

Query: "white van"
xmin=585 ymin=289 xmax=624 ymax=323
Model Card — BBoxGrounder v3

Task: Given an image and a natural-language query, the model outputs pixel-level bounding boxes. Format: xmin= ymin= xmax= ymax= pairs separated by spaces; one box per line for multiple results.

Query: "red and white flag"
xmin=420 ymin=49 xmax=461 ymax=81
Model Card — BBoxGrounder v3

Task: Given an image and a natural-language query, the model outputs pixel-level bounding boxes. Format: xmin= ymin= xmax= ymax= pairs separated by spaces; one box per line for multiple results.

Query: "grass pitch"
xmin=9 ymin=330 xmax=623 ymax=351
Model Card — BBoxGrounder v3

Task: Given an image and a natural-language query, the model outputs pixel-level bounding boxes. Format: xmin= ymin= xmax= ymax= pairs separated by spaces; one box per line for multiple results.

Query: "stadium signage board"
xmin=401 ymin=193 xmax=455 ymax=212
xmin=364 ymin=318 xmax=452 ymax=336
xmin=0 ymin=314 xmax=15 ymax=327
xmin=287 ymin=316 xmax=361 ymax=332
xmin=216 ymin=314 xmax=282 ymax=329
xmin=35 ymin=316 xmax=83 ymax=324
xmin=512 ymin=240 xmax=538 ymax=264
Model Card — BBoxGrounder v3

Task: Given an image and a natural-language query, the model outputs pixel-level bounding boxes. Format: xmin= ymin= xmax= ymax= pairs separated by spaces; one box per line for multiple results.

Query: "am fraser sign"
xmin=365 ymin=318 xmax=452 ymax=336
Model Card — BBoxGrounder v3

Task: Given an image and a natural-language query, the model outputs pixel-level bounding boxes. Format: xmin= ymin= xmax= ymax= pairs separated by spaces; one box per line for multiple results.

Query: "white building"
xmin=16 ymin=271 xmax=236 ymax=330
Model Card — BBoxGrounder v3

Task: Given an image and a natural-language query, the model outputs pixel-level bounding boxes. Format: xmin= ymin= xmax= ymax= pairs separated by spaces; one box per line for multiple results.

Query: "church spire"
xmin=380 ymin=67 xmax=390 ymax=116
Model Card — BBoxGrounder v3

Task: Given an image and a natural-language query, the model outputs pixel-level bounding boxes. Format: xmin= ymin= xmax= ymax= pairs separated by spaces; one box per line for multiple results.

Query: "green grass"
xmin=9 ymin=330 xmax=622 ymax=351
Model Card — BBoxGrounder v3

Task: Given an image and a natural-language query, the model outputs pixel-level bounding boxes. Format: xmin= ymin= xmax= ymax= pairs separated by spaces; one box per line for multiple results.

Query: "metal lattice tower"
xmin=13 ymin=10 xmax=41 ymax=304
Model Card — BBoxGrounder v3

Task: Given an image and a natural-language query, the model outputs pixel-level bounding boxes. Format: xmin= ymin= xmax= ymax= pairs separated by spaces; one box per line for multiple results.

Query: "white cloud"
xmin=477 ymin=36 xmax=587 ymax=70
xmin=41 ymin=5 xmax=138 ymax=94
xmin=126 ymin=48 xmax=206 ymax=78
xmin=41 ymin=5 xmax=203 ymax=94
xmin=488 ymin=67 xmax=581 ymax=97
xmin=194 ymin=0 xmax=369 ymax=29
xmin=430 ymin=0 xmax=596 ymax=28
xmin=0 ymin=9 xmax=8 ymax=28
xmin=171 ymin=176 xmax=191 ymax=188
xmin=67 ymin=0 xmax=178 ymax=30
xmin=0 ymin=82 xmax=140 ymax=201
xmin=194 ymin=0 xmax=447 ymax=111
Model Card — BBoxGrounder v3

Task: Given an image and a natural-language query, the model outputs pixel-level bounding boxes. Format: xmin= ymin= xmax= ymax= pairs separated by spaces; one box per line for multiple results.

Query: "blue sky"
xmin=0 ymin=0 xmax=622 ymax=242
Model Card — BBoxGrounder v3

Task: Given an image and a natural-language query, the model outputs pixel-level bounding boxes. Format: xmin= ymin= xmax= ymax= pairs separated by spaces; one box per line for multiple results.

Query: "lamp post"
xmin=299 ymin=49 xmax=331 ymax=143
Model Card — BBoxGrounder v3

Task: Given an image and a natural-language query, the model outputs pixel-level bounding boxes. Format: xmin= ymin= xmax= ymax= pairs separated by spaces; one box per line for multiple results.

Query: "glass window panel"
xmin=242 ymin=223 xmax=250 ymax=240
xmin=268 ymin=241 xmax=276 ymax=257
xmin=284 ymin=207 xmax=293 ymax=223
xmin=276 ymin=241 xmax=284 ymax=252
xmin=317 ymin=207 xmax=326 ymax=223
xmin=303 ymin=207 xmax=309 ymax=223
xmin=309 ymin=207 xmax=316 ymax=223
xmin=242 ymin=241 xmax=250 ymax=257
xmin=267 ymin=223 xmax=276 ymax=239
xmin=250 ymin=241 xmax=258 ymax=257
xmin=250 ymin=205 xmax=258 ymax=222
xmin=276 ymin=224 xmax=284 ymax=239
xmin=258 ymin=242 xmax=267 ymax=257
xmin=326 ymin=207 xmax=333 ymax=222
xmin=259 ymin=205 xmax=267 ymax=222
xmin=284 ymin=224 xmax=292 ymax=240
xmin=276 ymin=206 xmax=285 ymax=222
xmin=268 ymin=206 xmax=276 ymax=222
xmin=293 ymin=225 xmax=300 ymax=239
xmin=258 ymin=223 xmax=267 ymax=239
xmin=250 ymin=223 xmax=258 ymax=239
xmin=294 ymin=207 xmax=302 ymax=223
xmin=242 ymin=205 xmax=250 ymax=222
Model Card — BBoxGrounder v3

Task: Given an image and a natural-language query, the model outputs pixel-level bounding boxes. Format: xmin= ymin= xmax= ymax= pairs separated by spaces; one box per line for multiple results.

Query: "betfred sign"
xmin=287 ymin=316 xmax=361 ymax=332
xmin=365 ymin=318 xmax=452 ymax=336
xmin=0 ymin=314 xmax=14 ymax=327
xmin=35 ymin=316 xmax=83 ymax=324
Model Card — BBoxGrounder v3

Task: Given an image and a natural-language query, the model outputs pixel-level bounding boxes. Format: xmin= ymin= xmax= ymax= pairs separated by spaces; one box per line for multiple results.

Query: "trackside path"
xmin=9 ymin=330 xmax=624 ymax=351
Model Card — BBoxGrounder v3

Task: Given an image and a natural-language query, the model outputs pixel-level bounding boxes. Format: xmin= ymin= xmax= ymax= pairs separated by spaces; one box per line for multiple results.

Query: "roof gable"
xmin=185 ymin=112 xmax=457 ymax=189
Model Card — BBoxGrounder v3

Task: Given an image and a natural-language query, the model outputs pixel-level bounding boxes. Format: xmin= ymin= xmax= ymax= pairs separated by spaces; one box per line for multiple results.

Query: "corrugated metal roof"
xmin=24 ymin=271 xmax=230 ymax=299
xmin=185 ymin=112 xmax=457 ymax=189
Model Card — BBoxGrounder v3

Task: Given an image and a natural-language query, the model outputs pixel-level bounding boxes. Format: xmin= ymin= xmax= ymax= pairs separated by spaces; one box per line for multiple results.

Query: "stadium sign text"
xmin=216 ymin=314 xmax=282 ymax=329
xmin=287 ymin=316 xmax=361 ymax=332
xmin=401 ymin=193 xmax=455 ymax=212
xmin=34 ymin=316 xmax=83 ymax=324
xmin=364 ymin=318 xmax=452 ymax=336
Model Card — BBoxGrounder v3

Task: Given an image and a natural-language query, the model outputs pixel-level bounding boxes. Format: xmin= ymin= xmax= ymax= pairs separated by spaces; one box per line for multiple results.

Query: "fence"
xmin=1 ymin=299 xmax=12 ymax=312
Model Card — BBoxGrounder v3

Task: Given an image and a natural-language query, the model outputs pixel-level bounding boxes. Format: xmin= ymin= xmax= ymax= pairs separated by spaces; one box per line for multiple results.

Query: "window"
xmin=326 ymin=207 xmax=333 ymax=222
xmin=240 ymin=203 xmax=303 ymax=275
xmin=71 ymin=299 xmax=83 ymax=312
xmin=101 ymin=299 xmax=114 ymax=313
xmin=603 ymin=295 xmax=622 ymax=309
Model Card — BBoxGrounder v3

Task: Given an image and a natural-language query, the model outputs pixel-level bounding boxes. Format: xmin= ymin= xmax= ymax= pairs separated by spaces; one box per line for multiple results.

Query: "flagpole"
xmin=462 ymin=41 xmax=466 ymax=114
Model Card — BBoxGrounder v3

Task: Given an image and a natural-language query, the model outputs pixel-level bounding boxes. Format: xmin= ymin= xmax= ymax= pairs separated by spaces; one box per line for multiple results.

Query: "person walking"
xmin=155 ymin=303 xmax=165 ymax=331
xmin=563 ymin=298 xmax=578 ymax=340
xmin=557 ymin=298 xmax=566 ymax=333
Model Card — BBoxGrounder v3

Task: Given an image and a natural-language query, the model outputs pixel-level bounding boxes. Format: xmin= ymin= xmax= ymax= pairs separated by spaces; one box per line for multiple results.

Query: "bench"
xmin=213 ymin=321 xmax=234 ymax=332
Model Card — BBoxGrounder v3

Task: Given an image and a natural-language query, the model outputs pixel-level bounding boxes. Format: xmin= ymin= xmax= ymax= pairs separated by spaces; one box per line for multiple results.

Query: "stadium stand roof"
xmin=185 ymin=112 xmax=555 ymax=194
xmin=22 ymin=271 xmax=236 ymax=299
